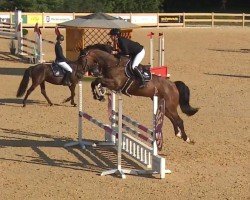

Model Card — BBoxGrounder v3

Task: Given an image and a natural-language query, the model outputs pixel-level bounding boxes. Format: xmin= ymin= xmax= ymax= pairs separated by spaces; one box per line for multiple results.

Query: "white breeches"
xmin=58 ymin=62 xmax=72 ymax=73
xmin=132 ymin=48 xmax=145 ymax=69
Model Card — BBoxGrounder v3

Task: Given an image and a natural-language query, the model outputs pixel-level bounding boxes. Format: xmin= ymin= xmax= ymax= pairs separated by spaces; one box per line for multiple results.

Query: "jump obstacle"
xmin=65 ymin=81 xmax=171 ymax=179
xmin=147 ymin=32 xmax=170 ymax=78
xmin=0 ymin=10 xmax=57 ymax=63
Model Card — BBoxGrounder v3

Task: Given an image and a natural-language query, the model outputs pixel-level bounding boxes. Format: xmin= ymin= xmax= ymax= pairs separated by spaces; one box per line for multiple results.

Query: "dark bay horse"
xmin=80 ymin=47 xmax=199 ymax=144
xmin=16 ymin=44 xmax=112 ymax=107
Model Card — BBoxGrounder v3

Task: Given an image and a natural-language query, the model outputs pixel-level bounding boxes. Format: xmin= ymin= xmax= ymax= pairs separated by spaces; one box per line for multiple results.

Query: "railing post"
xmin=243 ymin=13 xmax=245 ymax=28
xmin=42 ymin=12 xmax=44 ymax=29
xmin=212 ymin=12 xmax=214 ymax=28
xmin=183 ymin=12 xmax=186 ymax=27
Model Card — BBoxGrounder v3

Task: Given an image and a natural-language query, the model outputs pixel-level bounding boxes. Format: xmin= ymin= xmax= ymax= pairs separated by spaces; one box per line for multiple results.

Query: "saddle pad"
xmin=51 ymin=62 xmax=65 ymax=77
xmin=125 ymin=63 xmax=152 ymax=82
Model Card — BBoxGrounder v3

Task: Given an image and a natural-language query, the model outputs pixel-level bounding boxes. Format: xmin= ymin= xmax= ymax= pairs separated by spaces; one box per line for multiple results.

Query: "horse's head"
xmin=78 ymin=49 xmax=101 ymax=77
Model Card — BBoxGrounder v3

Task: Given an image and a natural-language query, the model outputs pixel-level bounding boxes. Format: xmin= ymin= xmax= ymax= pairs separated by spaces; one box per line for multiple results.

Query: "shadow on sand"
xmin=204 ymin=72 xmax=250 ymax=79
xmin=0 ymin=67 xmax=25 ymax=76
xmin=0 ymin=128 xmax=153 ymax=178
xmin=208 ymin=48 xmax=250 ymax=53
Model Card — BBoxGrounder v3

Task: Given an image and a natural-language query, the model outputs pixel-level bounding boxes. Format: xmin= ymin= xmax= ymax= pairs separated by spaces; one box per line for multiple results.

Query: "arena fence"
xmin=0 ymin=12 xmax=249 ymax=28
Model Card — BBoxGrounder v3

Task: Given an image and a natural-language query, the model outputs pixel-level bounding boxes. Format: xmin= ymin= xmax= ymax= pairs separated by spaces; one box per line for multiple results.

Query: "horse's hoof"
xmin=49 ymin=103 xmax=53 ymax=106
xmin=186 ymin=138 xmax=195 ymax=145
xmin=176 ymin=132 xmax=182 ymax=138
xmin=72 ymin=103 xmax=77 ymax=107
xmin=23 ymin=104 xmax=26 ymax=107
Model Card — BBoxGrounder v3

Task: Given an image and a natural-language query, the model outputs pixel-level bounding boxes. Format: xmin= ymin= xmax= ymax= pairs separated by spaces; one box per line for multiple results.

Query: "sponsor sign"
xmin=27 ymin=14 xmax=42 ymax=24
xmin=45 ymin=15 xmax=73 ymax=24
xmin=0 ymin=14 xmax=10 ymax=23
xmin=112 ymin=14 xmax=131 ymax=22
xmin=159 ymin=15 xmax=183 ymax=23
xmin=131 ymin=15 xmax=157 ymax=25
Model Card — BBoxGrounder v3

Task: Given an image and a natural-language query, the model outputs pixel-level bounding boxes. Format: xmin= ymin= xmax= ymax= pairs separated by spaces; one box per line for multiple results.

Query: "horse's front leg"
xmin=91 ymin=78 xmax=117 ymax=101
xmin=91 ymin=78 xmax=102 ymax=100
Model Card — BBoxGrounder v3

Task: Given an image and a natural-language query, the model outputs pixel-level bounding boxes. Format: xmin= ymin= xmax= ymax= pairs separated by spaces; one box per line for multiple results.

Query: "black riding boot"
xmin=62 ymin=71 xmax=71 ymax=86
xmin=133 ymin=66 xmax=146 ymax=88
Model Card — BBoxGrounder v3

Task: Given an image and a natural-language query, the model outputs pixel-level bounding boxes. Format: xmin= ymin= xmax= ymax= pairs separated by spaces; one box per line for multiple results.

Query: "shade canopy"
xmin=58 ymin=12 xmax=139 ymax=29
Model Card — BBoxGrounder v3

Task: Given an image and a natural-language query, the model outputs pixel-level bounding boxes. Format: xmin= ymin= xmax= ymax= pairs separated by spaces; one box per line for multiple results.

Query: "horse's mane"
xmin=80 ymin=43 xmax=113 ymax=56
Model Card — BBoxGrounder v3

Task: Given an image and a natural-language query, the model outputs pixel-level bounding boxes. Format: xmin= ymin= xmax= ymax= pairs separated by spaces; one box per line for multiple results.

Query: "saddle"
xmin=51 ymin=62 xmax=66 ymax=77
xmin=124 ymin=59 xmax=152 ymax=81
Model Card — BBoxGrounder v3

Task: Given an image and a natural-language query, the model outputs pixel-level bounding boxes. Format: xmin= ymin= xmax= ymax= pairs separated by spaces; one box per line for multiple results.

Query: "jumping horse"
xmin=16 ymin=44 xmax=111 ymax=107
xmin=79 ymin=46 xmax=199 ymax=145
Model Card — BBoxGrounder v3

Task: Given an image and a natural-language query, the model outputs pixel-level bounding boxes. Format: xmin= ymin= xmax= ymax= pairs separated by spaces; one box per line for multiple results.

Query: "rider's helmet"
xmin=56 ymin=34 xmax=64 ymax=41
xmin=109 ymin=28 xmax=121 ymax=36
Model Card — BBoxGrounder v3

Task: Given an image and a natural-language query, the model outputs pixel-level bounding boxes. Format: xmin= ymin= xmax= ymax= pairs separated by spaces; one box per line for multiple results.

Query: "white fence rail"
xmin=0 ymin=12 xmax=249 ymax=28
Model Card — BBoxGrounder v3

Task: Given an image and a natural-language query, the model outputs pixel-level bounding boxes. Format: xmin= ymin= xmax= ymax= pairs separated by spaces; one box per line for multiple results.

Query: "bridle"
xmin=77 ymin=51 xmax=90 ymax=74
xmin=78 ymin=51 xmax=101 ymax=77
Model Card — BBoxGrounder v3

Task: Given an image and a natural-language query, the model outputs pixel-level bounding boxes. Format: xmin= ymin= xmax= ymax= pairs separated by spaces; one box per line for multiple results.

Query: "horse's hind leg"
xmin=40 ymin=82 xmax=53 ymax=106
xmin=165 ymin=101 xmax=194 ymax=144
xmin=70 ymin=83 xmax=77 ymax=106
xmin=62 ymin=84 xmax=77 ymax=106
xmin=164 ymin=109 xmax=181 ymax=138
xmin=23 ymin=82 xmax=39 ymax=107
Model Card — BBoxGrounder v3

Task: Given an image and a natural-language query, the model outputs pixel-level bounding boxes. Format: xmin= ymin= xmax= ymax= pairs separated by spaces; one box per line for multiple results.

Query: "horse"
xmin=79 ymin=47 xmax=199 ymax=145
xmin=16 ymin=44 xmax=112 ymax=107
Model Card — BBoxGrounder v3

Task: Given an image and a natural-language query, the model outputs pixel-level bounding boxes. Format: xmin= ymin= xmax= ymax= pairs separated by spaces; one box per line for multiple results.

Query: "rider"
xmin=55 ymin=34 xmax=72 ymax=86
xmin=109 ymin=28 xmax=146 ymax=88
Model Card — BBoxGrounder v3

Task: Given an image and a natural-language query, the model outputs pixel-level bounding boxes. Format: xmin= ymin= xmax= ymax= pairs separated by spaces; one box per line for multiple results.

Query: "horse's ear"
xmin=79 ymin=49 xmax=88 ymax=57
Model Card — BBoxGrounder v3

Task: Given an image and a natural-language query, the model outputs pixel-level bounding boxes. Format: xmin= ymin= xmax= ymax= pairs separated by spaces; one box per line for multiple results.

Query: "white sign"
xmin=112 ymin=14 xmax=131 ymax=22
xmin=45 ymin=15 xmax=73 ymax=24
xmin=0 ymin=14 xmax=10 ymax=23
xmin=131 ymin=15 xmax=157 ymax=25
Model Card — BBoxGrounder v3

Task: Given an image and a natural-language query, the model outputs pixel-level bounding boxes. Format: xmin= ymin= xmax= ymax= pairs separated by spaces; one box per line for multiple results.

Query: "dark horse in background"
xmin=16 ymin=44 xmax=112 ymax=107
xmin=80 ymin=46 xmax=199 ymax=145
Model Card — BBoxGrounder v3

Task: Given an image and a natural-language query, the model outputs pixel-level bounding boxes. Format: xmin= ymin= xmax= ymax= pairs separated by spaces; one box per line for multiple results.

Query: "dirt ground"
xmin=0 ymin=27 xmax=249 ymax=200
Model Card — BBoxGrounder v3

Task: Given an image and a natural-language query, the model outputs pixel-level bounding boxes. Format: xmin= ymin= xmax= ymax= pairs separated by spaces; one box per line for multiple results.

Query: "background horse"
xmin=16 ymin=44 xmax=111 ymax=107
xmin=79 ymin=47 xmax=199 ymax=144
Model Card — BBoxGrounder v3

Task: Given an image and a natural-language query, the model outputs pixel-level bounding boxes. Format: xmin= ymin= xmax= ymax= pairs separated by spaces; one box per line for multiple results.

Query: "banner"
xmin=0 ymin=14 xmax=10 ymax=23
xmin=44 ymin=15 xmax=73 ymax=24
xmin=159 ymin=15 xmax=183 ymax=23
xmin=27 ymin=14 xmax=42 ymax=25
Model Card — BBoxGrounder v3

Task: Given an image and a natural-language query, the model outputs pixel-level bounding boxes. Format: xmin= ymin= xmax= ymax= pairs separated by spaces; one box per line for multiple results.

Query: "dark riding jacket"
xmin=117 ymin=37 xmax=143 ymax=58
xmin=55 ymin=42 xmax=67 ymax=62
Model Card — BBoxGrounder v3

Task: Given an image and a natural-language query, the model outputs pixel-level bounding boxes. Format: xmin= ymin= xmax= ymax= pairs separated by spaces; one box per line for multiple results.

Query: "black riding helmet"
xmin=56 ymin=34 xmax=64 ymax=41
xmin=109 ymin=28 xmax=121 ymax=36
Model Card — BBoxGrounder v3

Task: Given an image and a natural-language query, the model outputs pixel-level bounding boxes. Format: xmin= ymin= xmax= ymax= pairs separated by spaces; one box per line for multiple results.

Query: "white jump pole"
xmin=147 ymin=32 xmax=154 ymax=67
xmin=15 ymin=10 xmax=23 ymax=55
xmin=64 ymin=81 xmax=94 ymax=149
xmin=101 ymin=93 xmax=126 ymax=178
xmin=35 ymin=24 xmax=44 ymax=63
xmin=152 ymin=95 xmax=158 ymax=155
xmin=104 ymin=93 xmax=116 ymax=144
xmin=158 ymin=33 xmax=162 ymax=67
xmin=161 ymin=33 xmax=165 ymax=67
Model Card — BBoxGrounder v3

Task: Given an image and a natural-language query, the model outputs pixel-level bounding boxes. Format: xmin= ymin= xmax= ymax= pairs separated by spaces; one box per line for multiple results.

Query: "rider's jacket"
xmin=55 ymin=41 xmax=67 ymax=62
xmin=117 ymin=37 xmax=143 ymax=58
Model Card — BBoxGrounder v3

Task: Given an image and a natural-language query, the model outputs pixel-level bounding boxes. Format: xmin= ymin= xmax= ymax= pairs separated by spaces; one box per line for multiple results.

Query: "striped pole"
xmin=112 ymin=110 xmax=153 ymax=136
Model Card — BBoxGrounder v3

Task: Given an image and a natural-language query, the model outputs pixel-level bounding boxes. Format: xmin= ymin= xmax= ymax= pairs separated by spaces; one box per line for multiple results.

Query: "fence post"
xmin=183 ymin=12 xmax=186 ymax=27
xmin=42 ymin=12 xmax=45 ymax=29
xmin=212 ymin=12 xmax=214 ymax=27
xmin=243 ymin=13 xmax=245 ymax=28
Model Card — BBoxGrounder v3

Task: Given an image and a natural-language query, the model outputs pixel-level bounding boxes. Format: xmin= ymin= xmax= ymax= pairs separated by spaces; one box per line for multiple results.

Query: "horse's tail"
xmin=174 ymin=81 xmax=199 ymax=116
xmin=16 ymin=67 xmax=32 ymax=97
